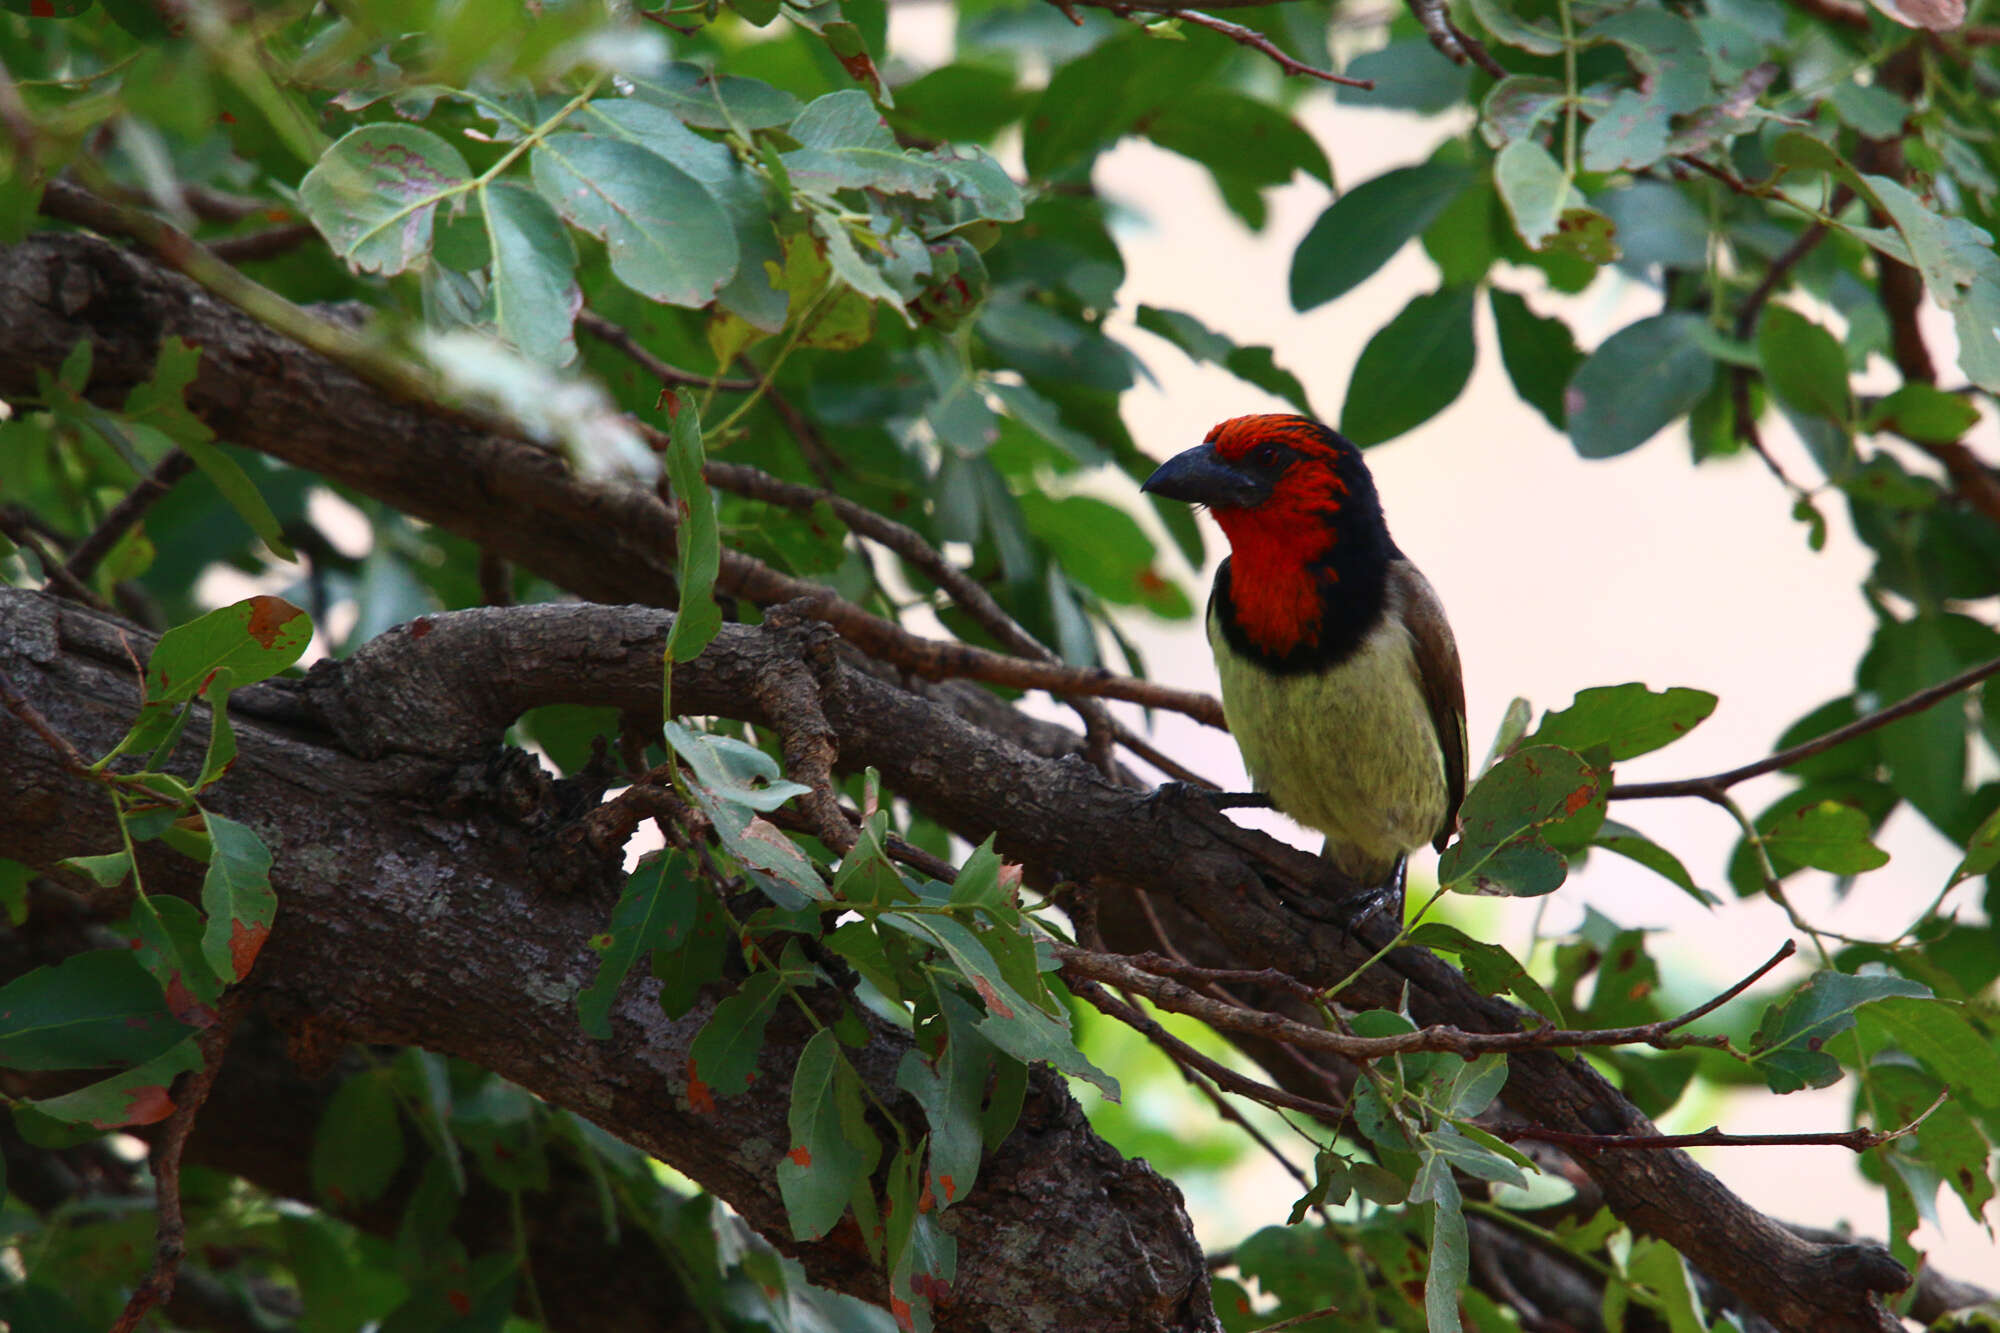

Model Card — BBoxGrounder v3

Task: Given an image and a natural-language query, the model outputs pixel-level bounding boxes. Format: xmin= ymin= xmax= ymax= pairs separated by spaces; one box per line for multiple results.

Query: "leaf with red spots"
xmin=895 ymin=990 xmax=992 ymax=1213
xmin=0 ymin=948 xmax=196 ymax=1070
xmin=301 ymin=124 xmax=471 ymax=276
xmin=1438 ymin=744 xmax=1601 ymax=896
xmin=881 ymin=912 xmax=1117 ymax=1099
xmin=885 ymin=1147 xmax=956 ymax=1333
xmin=777 ymin=1030 xmax=878 ymax=1240
xmin=143 ymin=597 xmax=312 ymax=708
xmin=28 ymin=1034 xmax=203 ymax=1128
xmin=123 ymin=894 xmax=222 ymax=1026
xmin=1528 ymin=682 xmax=1718 ymax=761
xmin=194 ymin=810 xmax=277 ymax=984
xmin=686 ymin=1058 xmax=717 ymax=1114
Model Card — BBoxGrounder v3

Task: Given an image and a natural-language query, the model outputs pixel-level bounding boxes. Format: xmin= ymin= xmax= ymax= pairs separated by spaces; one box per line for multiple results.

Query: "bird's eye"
xmin=1250 ymin=443 xmax=1281 ymax=468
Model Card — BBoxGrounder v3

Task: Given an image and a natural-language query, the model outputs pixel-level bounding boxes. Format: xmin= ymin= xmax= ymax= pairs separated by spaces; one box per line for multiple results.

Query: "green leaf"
xmin=688 ymin=970 xmax=785 ymax=1101
xmin=782 ymin=91 xmax=948 ymax=198
xmin=896 ymin=990 xmax=993 ymax=1209
xmin=532 ymin=135 xmax=738 ymax=307
xmin=1466 ymin=0 xmax=1564 ymax=53
xmin=1489 ymin=288 xmax=1583 ymax=430
xmin=1860 ymin=996 xmax=2000 ymax=1108
xmin=778 ymin=1029 xmax=878 ymax=1240
xmin=28 ymin=1034 xmax=203 ymax=1129
xmin=1438 ymin=744 xmax=1598 ymax=895
xmin=123 ymin=894 xmax=221 ymax=1024
xmin=145 ymin=595 xmax=312 ymax=705
xmin=311 ymin=1069 xmax=405 ymax=1207
xmin=630 ymin=64 xmax=801 ymax=131
xmin=179 ymin=440 xmax=297 ymax=562
xmin=661 ymin=395 xmax=721 ymax=664
xmin=1339 ymin=39 xmax=1473 ymax=114
xmin=663 ymin=724 xmax=811 ymax=812
xmin=578 ymin=854 xmax=697 ymax=1039
xmin=889 ymin=63 xmax=1028 ymax=142
xmin=1494 ymin=138 xmax=1569 ymax=249
xmin=1756 ymin=305 xmax=1851 ymax=425
xmin=1567 ymin=314 xmax=1716 ymax=459
xmin=1528 ymin=683 xmax=1717 ymax=760
xmin=199 ymin=810 xmax=276 ymax=983
xmin=1134 ymin=305 xmax=1313 ymax=415
xmin=1593 ymin=820 xmax=1716 ymax=905
xmin=1407 ymin=922 xmax=1564 ymax=1024
xmin=1867 ymin=383 xmax=1980 ymax=444
xmin=1578 ymin=9 xmax=1712 ymax=173
xmin=1864 ymin=175 xmax=2000 ymax=394
xmin=1860 ymin=615 xmax=1985 ymax=829
xmin=1441 ymin=1054 xmax=1509 ymax=1119
xmin=1290 ymin=164 xmax=1473 ymax=312
xmin=1950 ymin=801 xmax=2000 ymax=886
xmin=1340 ymin=286 xmax=1477 ymax=447
xmin=1480 ymin=76 xmax=1567 ymax=147
xmin=1021 ymin=31 xmax=1229 ymax=181
xmin=1751 ymin=969 xmax=1928 ymax=1092
xmin=653 ymin=886 xmax=731 ymax=1020
xmin=0 ymin=950 xmax=195 ymax=1070
xmin=880 ymin=911 xmax=1117 ymax=1098
xmin=1141 ymin=89 xmax=1329 ymax=230
xmin=300 ymin=124 xmax=470 ymax=275
xmin=1412 ymin=1146 xmax=1469 ymax=1333
xmin=1761 ymin=800 xmax=1891 ymax=874
xmin=481 ymin=181 xmax=580 ymax=366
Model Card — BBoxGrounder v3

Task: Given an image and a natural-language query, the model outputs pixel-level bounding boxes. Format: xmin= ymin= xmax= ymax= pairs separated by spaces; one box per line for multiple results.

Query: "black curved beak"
xmin=1140 ymin=443 xmax=1269 ymax=510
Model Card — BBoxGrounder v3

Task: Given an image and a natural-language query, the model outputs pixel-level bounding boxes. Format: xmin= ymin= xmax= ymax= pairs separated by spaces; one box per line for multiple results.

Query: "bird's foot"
xmin=1339 ymin=857 xmax=1408 ymax=942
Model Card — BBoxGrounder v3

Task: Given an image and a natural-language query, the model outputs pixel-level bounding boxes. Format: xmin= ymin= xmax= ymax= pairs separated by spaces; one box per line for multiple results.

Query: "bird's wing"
xmin=1389 ymin=559 xmax=1468 ymax=850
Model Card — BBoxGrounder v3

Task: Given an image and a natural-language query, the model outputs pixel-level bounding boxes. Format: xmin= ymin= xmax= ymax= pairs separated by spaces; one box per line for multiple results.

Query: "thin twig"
xmin=1073 ymin=976 xmax=1346 ymax=1120
xmin=579 ymin=309 xmax=757 ymax=393
xmin=63 ymin=449 xmax=197 ymax=585
xmin=1493 ymin=1085 xmax=1950 ymax=1154
xmin=1405 ymin=0 xmax=1506 ymax=76
xmin=206 ymin=221 xmax=319 ymax=264
xmin=1612 ymin=653 xmax=2000 ymax=800
xmin=1077 ymin=0 xmax=1375 ymax=87
xmin=0 ymin=508 xmax=108 ymax=609
xmin=0 ymin=664 xmax=95 ymax=773
xmin=111 ymin=1000 xmax=242 ymax=1333
xmin=1053 ymin=939 xmax=1793 ymax=1061
xmin=1730 ymin=203 xmax=1842 ymax=497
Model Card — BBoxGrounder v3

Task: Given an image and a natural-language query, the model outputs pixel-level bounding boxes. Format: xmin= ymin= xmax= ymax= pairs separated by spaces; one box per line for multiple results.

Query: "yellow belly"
xmin=1211 ymin=611 xmax=1447 ymax=885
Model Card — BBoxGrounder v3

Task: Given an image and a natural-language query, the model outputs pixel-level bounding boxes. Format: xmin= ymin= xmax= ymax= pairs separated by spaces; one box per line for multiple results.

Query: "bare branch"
xmin=1612 ymin=654 xmax=2000 ymax=801
xmin=1494 ymin=1086 xmax=1952 ymax=1154
xmin=1067 ymin=0 xmax=1375 ymax=87
xmin=1054 ymin=939 xmax=1793 ymax=1061
xmin=579 ymin=308 xmax=757 ymax=393
xmin=111 ymin=1001 xmax=242 ymax=1333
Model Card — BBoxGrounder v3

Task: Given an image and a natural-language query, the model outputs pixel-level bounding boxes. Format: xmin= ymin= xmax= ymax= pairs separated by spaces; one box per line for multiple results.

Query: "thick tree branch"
xmin=0 ymin=591 xmax=1214 ymax=1333
xmin=0 ymin=225 xmax=1920 ymax=1331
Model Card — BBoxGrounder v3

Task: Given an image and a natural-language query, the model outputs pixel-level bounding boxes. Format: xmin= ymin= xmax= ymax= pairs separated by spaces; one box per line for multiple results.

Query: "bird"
xmin=1141 ymin=414 xmax=1467 ymax=911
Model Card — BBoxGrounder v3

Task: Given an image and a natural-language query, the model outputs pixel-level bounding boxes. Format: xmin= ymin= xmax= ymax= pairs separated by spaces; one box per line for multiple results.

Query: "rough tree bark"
xmin=0 ymin=229 xmax=1919 ymax=1332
